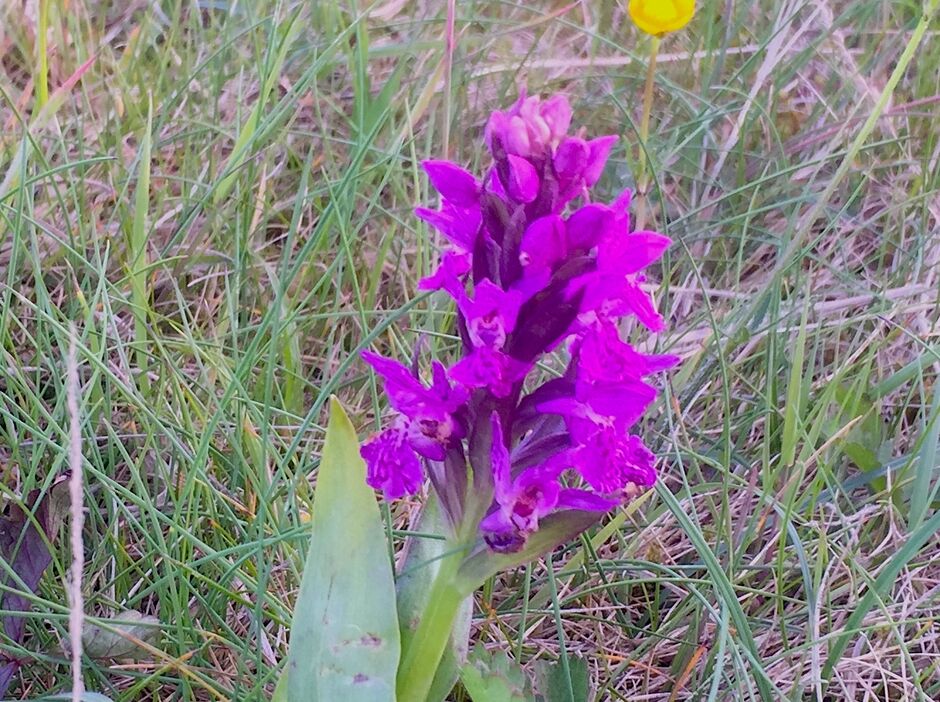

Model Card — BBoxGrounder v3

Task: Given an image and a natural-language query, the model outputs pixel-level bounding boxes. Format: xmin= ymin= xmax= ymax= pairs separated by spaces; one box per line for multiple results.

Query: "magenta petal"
xmin=600 ymin=231 xmax=672 ymax=275
xmin=573 ymin=430 xmax=658 ymax=493
xmin=556 ymin=488 xmax=618 ymax=512
xmin=553 ymin=137 xmax=589 ymax=181
xmin=415 ymin=203 xmax=480 ymax=251
xmin=423 ymin=160 xmax=481 ymax=207
xmin=520 ymin=215 xmax=567 ymax=273
xmin=506 ymin=155 xmax=539 ymax=203
xmin=361 ymin=426 xmax=424 ymax=500
xmin=418 ymin=251 xmax=471 ymax=294
xmin=431 ymin=360 xmax=469 ymax=410
xmin=646 ymin=353 xmax=681 ymax=372
xmin=480 ymin=508 xmax=513 ymax=538
xmin=490 ymin=413 xmax=512 ymax=497
xmin=612 ymin=188 xmax=633 ymax=217
xmin=449 ymin=348 xmax=529 ymax=398
xmin=488 ymin=167 xmax=509 ymax=200
xmin=518 ymin=98 xmax=551 ymax=147
xmin=577 ymin=319 xmax=678 ymax=380
xmin=407 ymin=424 xmax=448 ymax=461
xmin=584 ymin=135 xmax=618 ymax=186
xmin=506 ymin=116 xmax=533 ymax=157
xmin=480 ymin=509 xmax=526 ymax=553
xmin=576 ymin=379 xmax=657 ymax=428
xmin=566 ymin=204 xmax=615 ymax=251
xmin=459 ymin=280 xmax=524 ymax=349
xmin=540 ymin=94 xmax=572 ymax=141
xmin=534 ymin=395 xmax=582 ymax=418
xmin=614 ymin=279 xmax=666 ymax=331
xmin=485 ymin=110 xmax=510 ymax=152
xmin=362 ymin=351 xmax=429 ymax=414
xmin=512 ymin=269 xmax=552 ymax=301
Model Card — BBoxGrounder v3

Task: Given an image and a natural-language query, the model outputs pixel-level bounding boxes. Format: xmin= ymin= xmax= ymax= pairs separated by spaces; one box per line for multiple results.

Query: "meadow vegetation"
xmin=0 ymin=1 xmax=938 ymax=699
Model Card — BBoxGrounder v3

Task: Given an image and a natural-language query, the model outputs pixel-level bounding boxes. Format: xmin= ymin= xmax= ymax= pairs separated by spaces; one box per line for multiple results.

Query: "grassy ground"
xmin=1 ymin=1 xmax=939 ymax=700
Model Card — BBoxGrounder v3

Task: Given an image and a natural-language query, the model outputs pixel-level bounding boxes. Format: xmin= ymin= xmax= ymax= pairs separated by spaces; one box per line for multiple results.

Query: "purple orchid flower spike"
xmin=361 ymin=92 xmax=678 ymax=568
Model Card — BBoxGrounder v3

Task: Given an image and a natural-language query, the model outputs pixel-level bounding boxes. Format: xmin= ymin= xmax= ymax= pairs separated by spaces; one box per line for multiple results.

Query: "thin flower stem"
xmin=396 ymin=544 xmax=466 ymax=702
xmin=634 ymin=35 xmax=661 ymax=231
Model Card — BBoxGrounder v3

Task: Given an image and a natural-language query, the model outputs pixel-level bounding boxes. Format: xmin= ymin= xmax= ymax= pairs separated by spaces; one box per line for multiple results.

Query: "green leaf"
xmin=286 ymin=397 xmax=400 ymax=702
xmin=80 ymin=610 xmax=161 ymax=660
xmin=780 ymin=301 xmax=809 ymax=468
xmin=533 ymin=656 xmax=591 ymax=702
xmin=272 ymin=672 xmax=288 ymax=702
xmin=459 ymin=647 xmax=534 ymax=702
xmin=396 ymin=495 xmax=472 ymax=702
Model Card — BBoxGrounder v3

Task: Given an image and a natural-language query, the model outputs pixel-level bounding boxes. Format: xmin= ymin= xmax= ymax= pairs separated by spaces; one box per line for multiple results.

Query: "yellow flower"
xmin=628 ymin=0 xmax=695 ymax=35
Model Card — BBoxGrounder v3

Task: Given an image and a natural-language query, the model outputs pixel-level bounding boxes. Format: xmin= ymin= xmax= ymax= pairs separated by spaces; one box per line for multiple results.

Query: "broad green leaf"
xmin=459 ymin=647 xmax=534 ymax=702
xmin=286 ymin=397 xmax=399 ymax=702
xmin=396 ymin=495 xmax=472 ymax=702
xmin=533 ymin=656 xmax=591 ymax=702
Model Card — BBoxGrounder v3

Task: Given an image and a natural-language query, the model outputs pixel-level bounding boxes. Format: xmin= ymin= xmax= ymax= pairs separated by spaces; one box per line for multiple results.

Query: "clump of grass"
xmin=0 ymin=1 xmax=938 ymax=700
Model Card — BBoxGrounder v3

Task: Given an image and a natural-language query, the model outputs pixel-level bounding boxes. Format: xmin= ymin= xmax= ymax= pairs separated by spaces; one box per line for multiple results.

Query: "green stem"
xmin=634 ymin=35 xmax=660 ymax=231
xmin=37 ymin=0 xmax=49 ymax=110
xmin=396 ymin=546 xmax=466 ymax=702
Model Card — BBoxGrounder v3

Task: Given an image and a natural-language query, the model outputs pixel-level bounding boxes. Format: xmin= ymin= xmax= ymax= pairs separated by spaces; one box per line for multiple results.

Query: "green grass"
xmin=1 ymin=1 xmax=939 ymax=700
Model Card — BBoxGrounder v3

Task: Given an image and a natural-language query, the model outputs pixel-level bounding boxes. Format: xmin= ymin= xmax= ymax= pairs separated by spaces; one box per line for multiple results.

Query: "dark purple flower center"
xmin=470 ymin=312 xmax=505 ymax=349
xmin=416 ymin=416 xmax=453 ymax=442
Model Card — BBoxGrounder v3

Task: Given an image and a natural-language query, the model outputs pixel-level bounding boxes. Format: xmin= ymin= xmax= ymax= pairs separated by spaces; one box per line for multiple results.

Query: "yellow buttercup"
xmin=628 ymin=0 xmax=695 ymax=35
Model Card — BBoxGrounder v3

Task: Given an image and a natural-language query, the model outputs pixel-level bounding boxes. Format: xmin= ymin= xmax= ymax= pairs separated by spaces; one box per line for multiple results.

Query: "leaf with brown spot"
xmin=285 ymin=398 xmax=400 ymax=702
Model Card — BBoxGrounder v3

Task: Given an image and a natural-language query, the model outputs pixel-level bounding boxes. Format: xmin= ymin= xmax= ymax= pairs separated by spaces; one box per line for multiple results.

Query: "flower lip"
xmin=457 ymin=279 xmax=524 ymax=351
xmin=361 ymin=423 xmax=424 ymax=500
